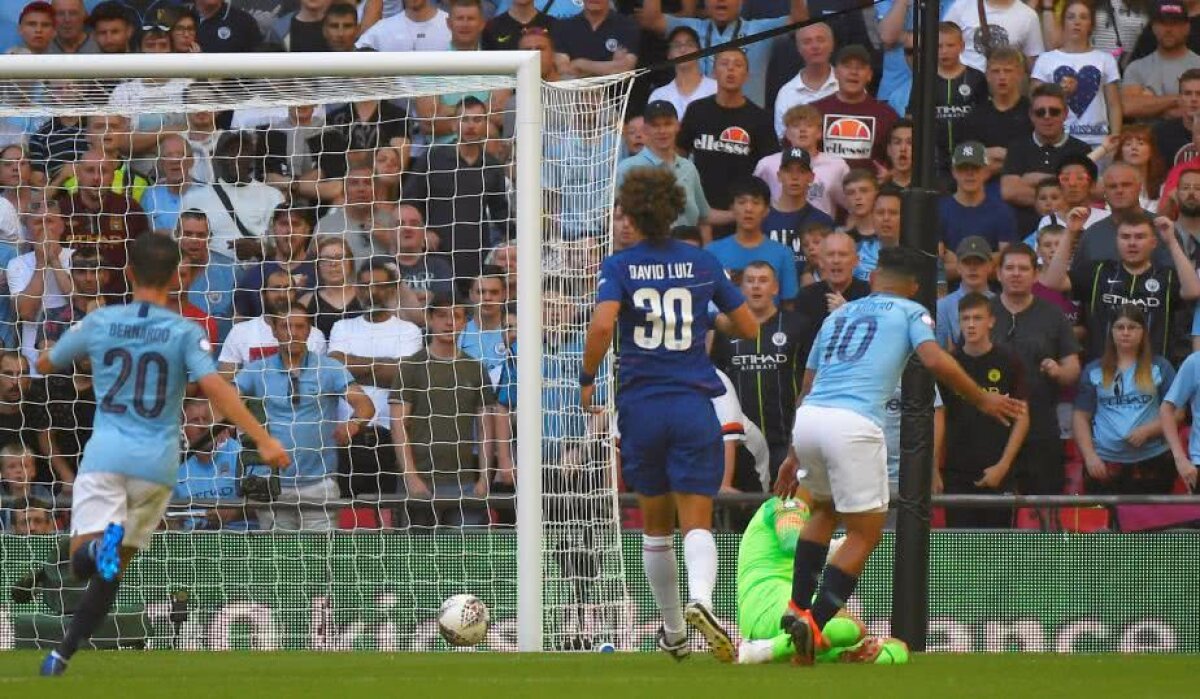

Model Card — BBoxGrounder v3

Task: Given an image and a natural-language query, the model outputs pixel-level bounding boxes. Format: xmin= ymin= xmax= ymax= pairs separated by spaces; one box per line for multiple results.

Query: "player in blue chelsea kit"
xmin=581 ymin=168 xmax=758 ymax=662
xmin=776 ymin=246 xmax=1026 ymax=665
xmin=37 ymin=235 xmax=289 ymax=676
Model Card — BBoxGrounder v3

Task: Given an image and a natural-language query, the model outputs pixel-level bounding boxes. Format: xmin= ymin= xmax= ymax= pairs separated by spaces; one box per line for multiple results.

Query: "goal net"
xmin=0 ymin=53 xmax=634 ymax=652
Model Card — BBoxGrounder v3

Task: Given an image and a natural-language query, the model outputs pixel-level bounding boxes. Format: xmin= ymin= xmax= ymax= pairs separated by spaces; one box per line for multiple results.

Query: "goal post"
xmin=0 ymin=52 xmax=634 ymax=652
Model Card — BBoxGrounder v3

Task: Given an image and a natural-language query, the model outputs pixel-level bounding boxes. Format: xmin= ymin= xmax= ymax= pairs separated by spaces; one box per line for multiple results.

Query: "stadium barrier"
xmin=1 ymin=530 xmax=1196 ymax=653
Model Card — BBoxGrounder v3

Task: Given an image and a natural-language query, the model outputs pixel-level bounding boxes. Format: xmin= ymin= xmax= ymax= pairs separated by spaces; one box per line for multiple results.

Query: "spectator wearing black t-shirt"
xmin=1044 ymin=208 xmax=1200 ymax=363
xmin=940 ymin=292 xmax=1029 ymax=528
xmin=551 ymin=0 xmax=639 ymax=77
xmin=267 ymin=0 xmax=332 ymax=52
xmin=1001 ymin=83 xmax=1092 ymax=235
xmin=195 ymin=0 xmax=263 ymax=53
xmin=483 ymin=0 xmax=555 ymax=50
xmin=711 ymin=261 xmax=811 ymax=482
xmin=934 ymin=21 xmax=988 ymax=180
xmin=321 ymin=2 xmax=360 ymax=52
xmin=678 ymin=49 xmax=778 ymax=234
xmin=991 ymin=244 xmax=1081 ymax=494
xmin=796 ymin=230 xmax=871 ymax=335
xmin=959 ymin=47 xmax=1032 ymax=175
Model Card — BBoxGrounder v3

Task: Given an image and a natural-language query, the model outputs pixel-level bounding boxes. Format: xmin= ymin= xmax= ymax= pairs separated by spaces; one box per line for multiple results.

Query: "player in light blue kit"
xmin=36 ymin=234 xmax=288 ymax=676
xmin=581 ymin=168 xmax=757 ymax=662
xmin=778 ymin=246 xmax=1025 ymax=665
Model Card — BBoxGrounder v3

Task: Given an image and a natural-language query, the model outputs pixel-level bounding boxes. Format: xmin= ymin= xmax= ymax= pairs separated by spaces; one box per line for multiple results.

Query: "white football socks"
xmin=642 ymin=534 xmax=685 ymax=637
xmin=683 ymin=528 xmax=717 ymax=610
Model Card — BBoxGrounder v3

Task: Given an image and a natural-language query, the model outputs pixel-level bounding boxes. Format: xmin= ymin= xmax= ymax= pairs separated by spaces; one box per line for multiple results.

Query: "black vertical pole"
xmin=893 ymin=0 xmax=941 ymax=652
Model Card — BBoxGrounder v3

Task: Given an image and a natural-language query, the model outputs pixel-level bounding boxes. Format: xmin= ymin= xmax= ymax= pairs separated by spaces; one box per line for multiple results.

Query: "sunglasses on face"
xmin=1033 ymin=107 xmax=1064 ymax=118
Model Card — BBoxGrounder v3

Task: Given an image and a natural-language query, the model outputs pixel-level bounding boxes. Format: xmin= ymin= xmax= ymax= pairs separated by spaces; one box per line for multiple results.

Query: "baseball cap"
xmin=643 ymin=100 xmax=678 ymax=121
xmin=780 ymin=147 xmax=812 ymax=170
xmin=19 ymin=2 xmax=53 ymax=24
xmin=1057 ymin=152 xmax=1099 ymax=181
xmin=951 ymin=141 xmax=987 ymax=168
xmin=1152 ymin=1 xmax=1189 ymax=22
xmin=835 ymin=44 xmax=872 ymax=66
xmin=955 ymin=236 xmax=993 ymax=263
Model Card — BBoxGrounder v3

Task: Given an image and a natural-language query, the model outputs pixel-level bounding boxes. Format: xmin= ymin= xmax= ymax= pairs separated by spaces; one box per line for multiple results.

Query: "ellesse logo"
xmin=719 ymin=126 xmax=751 ymax=145
xmin=826 ymin=117 xmax=872 ymax=141
xmin=822 ymin=113 xmax=876 ymax=160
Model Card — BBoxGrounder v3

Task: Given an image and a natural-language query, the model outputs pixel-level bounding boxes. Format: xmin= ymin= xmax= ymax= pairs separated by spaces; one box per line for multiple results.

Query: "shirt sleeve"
xmin=46 ymin=313 xmax=92 ymax=369
xmin=475 ymin=359 xmax=498 ymax=407
xmin=906 ymin=304 xmax=937 ymax=350
xmin=1074 ymin=365 xmax=1098 ymax=413
xmin=1157 ymin=357 xmax=1178 ymax=402
xmin=596 ymin=255 xmax=624 ymax=305
xmin=1021 ymin=13 xmax=1046 ymax=55
xmin=327 ymin=319 xmax=349 ymax=355
xmin=321 ymin=357 xmax=354 ymax=396
xmin=805 ymin=334 xmax=823 ymax=372
xmin=710 ymin=256 xmax=747 ymax=314
xmin=182 ymin=322 xmax=218 ymax=382
xmin=1101 ymin=52 xmax=1121 ymax=84
xmin=687 ymin=162 xmax=711 ymax=219
xmin=1029 ymin=55 xmax=1052 ymax=84
xmin=233 ymin=363 xmax=256 ymax=396
xmin=217 ymin=323 xmax=245 ymax=365
xmin=1164 ymin=354 xmax=1197 ymax=407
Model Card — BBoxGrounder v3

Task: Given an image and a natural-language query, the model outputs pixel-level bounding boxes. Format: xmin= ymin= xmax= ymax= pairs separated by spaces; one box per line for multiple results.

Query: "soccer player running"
xmin=581 ymin=168 xmax=757 ymax=662
xmin=777 ymin=246 xmax=1026 ymax=665
xmin=37 ymin=235 xmax=289 ymax=676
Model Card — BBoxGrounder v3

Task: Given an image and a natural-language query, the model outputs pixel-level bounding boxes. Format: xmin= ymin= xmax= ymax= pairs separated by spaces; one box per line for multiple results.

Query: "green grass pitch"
xmin=0 ymin=651 xmax=1194 ymax=698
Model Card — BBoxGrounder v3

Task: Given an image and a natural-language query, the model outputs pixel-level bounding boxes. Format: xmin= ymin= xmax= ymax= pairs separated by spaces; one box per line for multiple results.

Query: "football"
xmin=438 ymin=594 xmax=490 ymax=647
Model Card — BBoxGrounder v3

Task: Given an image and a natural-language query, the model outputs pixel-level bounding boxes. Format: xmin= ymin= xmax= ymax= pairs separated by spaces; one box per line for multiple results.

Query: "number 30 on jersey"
xmin=632 ymin=288 xmax=694 ymax=351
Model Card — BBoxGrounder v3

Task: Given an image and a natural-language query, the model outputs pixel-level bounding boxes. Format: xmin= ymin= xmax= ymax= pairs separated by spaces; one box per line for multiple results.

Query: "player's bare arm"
xmin=580 ymin=300 xmax=620 ymax=412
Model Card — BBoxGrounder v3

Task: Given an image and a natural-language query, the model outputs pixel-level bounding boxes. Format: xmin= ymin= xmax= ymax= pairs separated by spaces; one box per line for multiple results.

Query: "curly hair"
xmin=617 ymin=167 xmax=685 ymax=242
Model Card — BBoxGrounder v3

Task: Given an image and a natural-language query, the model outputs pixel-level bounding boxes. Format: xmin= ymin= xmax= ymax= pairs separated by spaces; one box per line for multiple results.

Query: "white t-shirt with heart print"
xmin=1031 ymin=49 xmax=1121 ymax=146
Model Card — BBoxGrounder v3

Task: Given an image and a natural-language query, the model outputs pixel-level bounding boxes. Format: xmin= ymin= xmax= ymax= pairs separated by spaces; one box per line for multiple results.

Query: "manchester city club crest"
xmin=958 ymin=83 xmax=972 ymax=98
xmin=772 ymin=332 xmax=787 ymax=347
xmin=1145 ymin=279 xmax=1161 ymax=293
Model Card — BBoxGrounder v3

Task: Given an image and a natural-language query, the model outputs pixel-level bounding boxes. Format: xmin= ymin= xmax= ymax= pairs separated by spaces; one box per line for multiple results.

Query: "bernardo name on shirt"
xmin=628 ymin=262 xmax=695 ymax=280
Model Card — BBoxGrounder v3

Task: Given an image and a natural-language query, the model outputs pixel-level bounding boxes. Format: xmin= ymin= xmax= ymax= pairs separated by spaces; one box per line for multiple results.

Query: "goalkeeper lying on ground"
xmin=736 ymin=495 xmax=909 ymax=664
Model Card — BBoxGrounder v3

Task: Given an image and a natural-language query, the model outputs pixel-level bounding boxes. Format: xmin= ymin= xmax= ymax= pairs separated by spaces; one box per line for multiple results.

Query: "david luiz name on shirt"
xmin=627 ymin=262 xmax=695 ymax=280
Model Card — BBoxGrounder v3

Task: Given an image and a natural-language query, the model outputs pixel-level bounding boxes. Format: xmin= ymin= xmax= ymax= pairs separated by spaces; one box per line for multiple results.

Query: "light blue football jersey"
xmin=804 ymin=292 xmax=936 ymax=427
xmin=48 ymin=302 xmax=218 ymax=487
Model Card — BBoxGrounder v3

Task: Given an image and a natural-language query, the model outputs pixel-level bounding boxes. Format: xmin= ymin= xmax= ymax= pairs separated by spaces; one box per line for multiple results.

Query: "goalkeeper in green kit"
xmin=736 ymin=494 xmax=909 ymax=665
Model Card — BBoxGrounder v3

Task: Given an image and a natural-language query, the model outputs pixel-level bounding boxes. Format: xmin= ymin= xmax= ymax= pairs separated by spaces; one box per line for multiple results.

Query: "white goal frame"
xmin=0 ymin=51 xmax=545 ymax=652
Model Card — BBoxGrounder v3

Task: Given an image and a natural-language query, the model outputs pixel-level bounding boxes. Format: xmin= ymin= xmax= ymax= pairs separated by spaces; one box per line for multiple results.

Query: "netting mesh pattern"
xmin=2 ymin=531 xmax=1195 ymax=652
xmin=0 ymin=68 xmax=634 ymax=651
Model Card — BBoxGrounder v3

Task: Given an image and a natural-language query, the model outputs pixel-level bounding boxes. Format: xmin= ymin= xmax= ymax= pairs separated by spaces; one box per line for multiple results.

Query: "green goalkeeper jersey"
xmin=736 ymin=497 xmax=807 ymax=639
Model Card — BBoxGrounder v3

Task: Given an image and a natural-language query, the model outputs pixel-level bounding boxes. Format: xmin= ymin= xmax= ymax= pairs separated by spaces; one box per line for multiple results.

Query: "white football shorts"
xmin=71 ymin=472 xmax=173 ymax=550
xmin=791 ymin=404 xmax=889 ymax=514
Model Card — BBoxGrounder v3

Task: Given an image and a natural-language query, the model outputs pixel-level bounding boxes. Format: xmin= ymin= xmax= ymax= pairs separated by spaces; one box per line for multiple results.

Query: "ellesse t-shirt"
xmin=678 ymin=96 xmax=779 ymax=213
xmin=811 ymin=93 xmax=898 ymax=171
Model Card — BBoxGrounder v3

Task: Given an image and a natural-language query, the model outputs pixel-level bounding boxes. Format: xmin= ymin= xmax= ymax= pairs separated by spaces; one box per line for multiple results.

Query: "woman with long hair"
xmin=580 ymin=168 xmax=757 ymax=662
xmin=1074 ymin=305 xmax=1178 ymax=494
xmin=1113 ymin=124 xmax=1166 ymax=211
xmin=298 ymin=237 xmax=364 ymax=339
xmin=1041 ymin=0 xmax=1150 ymax=59
xmin=1032 ymin=0 xmax=1123 ymax=147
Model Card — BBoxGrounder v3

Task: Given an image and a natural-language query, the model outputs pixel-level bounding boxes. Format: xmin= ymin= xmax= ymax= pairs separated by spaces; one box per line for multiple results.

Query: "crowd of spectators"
xmin=0 ymin=0 xmax=1199 ymax=536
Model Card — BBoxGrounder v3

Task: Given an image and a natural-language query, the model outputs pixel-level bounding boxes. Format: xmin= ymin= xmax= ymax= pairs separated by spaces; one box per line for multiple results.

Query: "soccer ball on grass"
xmin=438 ymin=594 xmax=490 ymax=647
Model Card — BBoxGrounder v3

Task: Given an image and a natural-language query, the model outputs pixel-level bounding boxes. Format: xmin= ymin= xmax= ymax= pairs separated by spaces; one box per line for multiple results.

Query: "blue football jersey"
xmin=48 ymin=302 xmax=218 ymax=487
xmin=597 ymin=240 xmax=745 ymax=399
xmin=804 ymin=292 xmax=936 ymax=427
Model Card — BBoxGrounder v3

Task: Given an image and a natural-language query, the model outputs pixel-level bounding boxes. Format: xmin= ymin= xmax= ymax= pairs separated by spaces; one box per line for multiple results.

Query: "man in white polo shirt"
xmin=218 ymin=268 xmax=327 ymax=377
xmin=355 ymin=0 xmax=450 ymax=52
xmin=773 ymin=23 xmax=839 ymax=138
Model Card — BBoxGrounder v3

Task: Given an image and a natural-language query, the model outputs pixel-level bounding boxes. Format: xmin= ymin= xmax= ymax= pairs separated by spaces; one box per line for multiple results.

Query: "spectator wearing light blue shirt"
xmin=935 ymin=236 xmax=995 ymax=349
xmin=875 ymin=0 xmax=914 ymax=116
xmin=458 ymin=267 xmax=510 ymax=387
xmin=139 ymin=133 xmax=195 ymax=233
xmin=615 ymin=100 xmax=711 ymax=228
xmin=1076 ymin=306 xmax=1178 ymax=496
xmin=235 ymin=308 xmax=374 ymax=531
xmin=639 ymin=0 xmax=809 ymax=108
xmin=177 ymin=209 xmax=239 ymax=346
xmin=705 ymin=177 xmax=800 ymax=304
xmin=854 ymin=185 xmax=903 ymax=281
xmin=175 ymin=398 xmax=249 ymax=531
